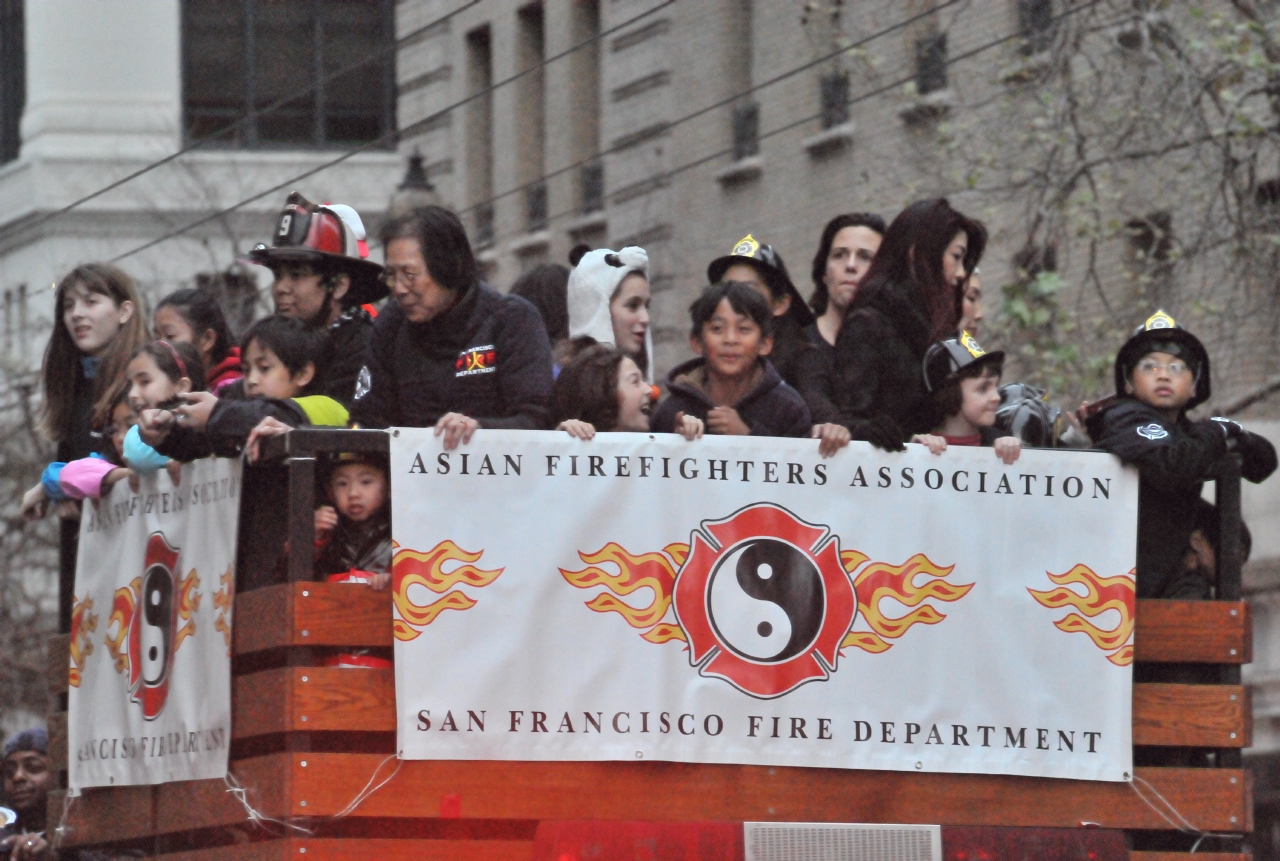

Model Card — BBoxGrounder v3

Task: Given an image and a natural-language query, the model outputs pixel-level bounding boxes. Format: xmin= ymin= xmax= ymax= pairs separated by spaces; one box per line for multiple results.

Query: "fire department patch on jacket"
xmin=456 ymin=345 xmax=497 ymax=377
xmin=1136 ymin=423 xmax=1169 ymax=440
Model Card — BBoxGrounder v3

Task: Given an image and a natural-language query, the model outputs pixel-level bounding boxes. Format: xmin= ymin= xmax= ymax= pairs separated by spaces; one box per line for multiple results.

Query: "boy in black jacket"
xmin=1087 ymin=310 xmax=1276 ymax=599
xmin=650 ymin=282 xmax=810 ymax=438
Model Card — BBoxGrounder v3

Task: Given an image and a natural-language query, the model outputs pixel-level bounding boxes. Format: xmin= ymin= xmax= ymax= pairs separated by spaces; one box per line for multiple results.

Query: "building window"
xmin=0 ymin=0 xmax=23 ymax=164
xmin=580 ymin=162 xmax=604 ymax=214
xmin=1018 ymin=0 xmax=1054 ymax=55
xmin=915 ymin=33 xmax=948 ymax=96
xmin=732 ymin=103 xmax=760 ymax=159
xmin=819 ymin=71 xmax=850 ymax=129
xmin=465 ymin=25 xmax=494 ymax=244
xmin=182 ymin=0 xmax=396 ymax=148
xmin=516 ymin=3 xmax=546 ymax=234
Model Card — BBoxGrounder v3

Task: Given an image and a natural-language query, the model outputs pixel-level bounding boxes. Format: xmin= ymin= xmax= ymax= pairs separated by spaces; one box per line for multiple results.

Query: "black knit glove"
xmin=852 ymin=415 xmax=907 ymax=452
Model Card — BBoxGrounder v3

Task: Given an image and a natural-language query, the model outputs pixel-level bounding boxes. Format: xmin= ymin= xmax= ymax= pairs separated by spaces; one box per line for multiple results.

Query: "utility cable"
xmin=0 ymin=1 xmax=483 ymax=248
xmin=479 ymin=0 xmax=1107 ymax=253
xmin=452 ymin=0 xmax=963 ymax=221
xmin=108 ymin=0 xmax=677 ymax=263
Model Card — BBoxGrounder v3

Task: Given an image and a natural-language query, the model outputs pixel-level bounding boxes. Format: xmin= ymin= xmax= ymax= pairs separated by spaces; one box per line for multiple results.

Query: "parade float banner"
xmin=68 ymin=458 xmax=240 ymax=791
xmin=391 ymin=429 xmax=1138 ymax=782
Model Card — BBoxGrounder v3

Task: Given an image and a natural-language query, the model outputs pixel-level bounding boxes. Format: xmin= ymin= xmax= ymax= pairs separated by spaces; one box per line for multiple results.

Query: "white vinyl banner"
xmin=68 ymin=458 xmax=240 ymax=790
xmin=391 ymin=430 xmax=1137 ymax=782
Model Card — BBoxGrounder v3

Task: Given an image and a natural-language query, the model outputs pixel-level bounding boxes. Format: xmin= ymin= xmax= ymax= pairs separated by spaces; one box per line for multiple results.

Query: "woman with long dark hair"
xmin=21 ymin=263 xmax=149 ymax=631
xmin=831 ymin=198 xmax=987 ymax=450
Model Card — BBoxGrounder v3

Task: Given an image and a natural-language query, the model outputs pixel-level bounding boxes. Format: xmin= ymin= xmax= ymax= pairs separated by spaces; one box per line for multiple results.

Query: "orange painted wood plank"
xmin=1132 ymin=684 xmax=1250 ymax=748
xmin=1130 ymin=854 xmax=1247 ymax=860
xmin=279 ymin=756 xmax=1250 ymax=833
xmin=53 ymin=785 xmax=155 ymax=847
xmin=233 ymin=667 xmax=396 ymax=738
xmin=233 ymin=583 xmax=392 ymax=655
xmin=153 ymin=838 xmax=534 ymax=861
xmin=1134 ymin=601 xmax=1250 ymax=664
xmin=232 ymin=594 xmax=1249 ymax=665
xmin=228 ymin=669 xmax=1246 ymax=750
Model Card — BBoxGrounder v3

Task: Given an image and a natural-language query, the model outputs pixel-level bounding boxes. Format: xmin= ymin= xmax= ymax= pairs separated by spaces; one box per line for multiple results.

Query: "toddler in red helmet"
xmin=1086 ymin=310 xmax=1276 ymax=599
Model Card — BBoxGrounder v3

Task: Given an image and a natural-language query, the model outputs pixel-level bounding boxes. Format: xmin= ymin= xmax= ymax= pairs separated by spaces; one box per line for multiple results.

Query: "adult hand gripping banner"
xmin=391 ymin=430 xmax=1137 ymax=781
xmin=68 ymin=458 xmax=240 ymax=791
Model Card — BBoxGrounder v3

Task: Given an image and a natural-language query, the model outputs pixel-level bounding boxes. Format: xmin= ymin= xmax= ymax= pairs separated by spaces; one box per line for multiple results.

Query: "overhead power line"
xmin=480 ymin=0 xmax=1107 ymax=254
xmin=0 ymin=0 xmax=483 ymax=248
xmin=109 ymin=0 xmax=677 ymax=264
xmin=451 ymin=0 xmax=963 ymax=221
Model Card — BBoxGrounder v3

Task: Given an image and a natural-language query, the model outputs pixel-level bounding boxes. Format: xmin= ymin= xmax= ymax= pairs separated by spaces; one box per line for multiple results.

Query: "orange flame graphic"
xmin=392 ymin=540 xmax=504 ymax=641
xmin=173 ymin=568 xmax=201 ymax=653
xmin=68 ymin=595 xmax=98 ymax=689
xmin=105 ymin=578 xmax=140 ymax=675
xmin=1028 ymin=565 xmax=1136 ymax=666
xmin=561 ymin=542 xmax=690 ymax=644
xmin=214 ymin=566 xmax=234 ymax=656
xmin=840 ymin=551 xmax=974 ymax=654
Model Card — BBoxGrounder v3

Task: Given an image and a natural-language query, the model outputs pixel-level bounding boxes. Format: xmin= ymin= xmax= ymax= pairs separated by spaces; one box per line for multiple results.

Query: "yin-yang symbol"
xmin=707 ymin=539 xmax=825 ymax=663
xmin=141 ymin=565 xmax=173 ymax=685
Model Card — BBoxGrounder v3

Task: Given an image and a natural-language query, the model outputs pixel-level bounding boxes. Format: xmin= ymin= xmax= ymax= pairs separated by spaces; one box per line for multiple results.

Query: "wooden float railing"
xmin=40 ymin=430 xmax=1256 ymax=860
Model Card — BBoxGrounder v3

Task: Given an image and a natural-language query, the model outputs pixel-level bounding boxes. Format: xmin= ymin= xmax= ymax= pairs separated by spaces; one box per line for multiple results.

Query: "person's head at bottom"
xmin=2 ymin=728 xmax=51 ymax=857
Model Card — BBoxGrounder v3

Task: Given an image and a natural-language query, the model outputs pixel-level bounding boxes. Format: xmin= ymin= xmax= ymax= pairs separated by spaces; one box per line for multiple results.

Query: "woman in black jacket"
xmin=831 ymin=198 xmax=987 ymax=449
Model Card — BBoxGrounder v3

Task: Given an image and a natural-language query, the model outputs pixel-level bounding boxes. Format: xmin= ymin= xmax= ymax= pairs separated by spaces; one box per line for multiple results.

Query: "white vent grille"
xmin=744 ymin=822 xmax=941 ymax=861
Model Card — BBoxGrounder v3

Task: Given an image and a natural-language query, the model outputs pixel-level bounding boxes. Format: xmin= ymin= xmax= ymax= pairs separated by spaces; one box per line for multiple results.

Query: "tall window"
xmin=517 ymin=3 xmax=546 ymax=232
xmin=182 ymin=0 xmax=396 ymax=148
xmin=569 ymin=0 xmax=602 ymax=214
xmin=466 ymin=25 xmax=495 ymax=245
xmin=0 ymin=0 xmax=23 ymax=164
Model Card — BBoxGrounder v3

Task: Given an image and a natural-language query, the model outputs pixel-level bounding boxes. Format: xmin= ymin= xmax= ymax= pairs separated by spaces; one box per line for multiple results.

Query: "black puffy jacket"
xmin=1088 ymin=399 xmax=1277 ymax=599
xmin=831 ymin=278 xmax=935 ymax=442
xmin=649 ymin=357 xmax=811 ymax=439
xmin=319 ymin=306 xmax=374 ymax=407
xmin=350 ymin=283 xmax=554 ymax=429
xmin=317 ymin=512 xmax=392 ymax=578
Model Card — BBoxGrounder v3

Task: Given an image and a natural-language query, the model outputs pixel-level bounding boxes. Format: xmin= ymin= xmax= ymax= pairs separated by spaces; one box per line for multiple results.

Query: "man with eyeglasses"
xmin=350 ymin=205 xmax=553 ymax=444
xmin=246 ymin=192 xmax=387 ymax=407
xmin=1085 ymin=310 xmax=1276 ymax=600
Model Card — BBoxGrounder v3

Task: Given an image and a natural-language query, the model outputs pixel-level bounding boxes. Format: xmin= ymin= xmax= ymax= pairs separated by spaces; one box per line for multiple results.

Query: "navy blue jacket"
xmin=350 ymin=283 xmax=554 ymax=429
xmin=650 ymin=357 xmax=811 ymax=438
xmin=1088 ymin=399 xmax=1276 ymax=599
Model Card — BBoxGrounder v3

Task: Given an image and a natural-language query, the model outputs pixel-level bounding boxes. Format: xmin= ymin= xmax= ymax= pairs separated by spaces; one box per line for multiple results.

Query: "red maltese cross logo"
xmin=672 ymin=503 xmax=857 ymax=698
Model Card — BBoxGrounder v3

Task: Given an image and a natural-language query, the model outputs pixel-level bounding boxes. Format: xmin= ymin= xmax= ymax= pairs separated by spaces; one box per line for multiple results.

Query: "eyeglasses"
xmin=1135 ymin=358 xmax=1191 ymax=377
xmin=380 ymin=267 xmax=425 ymax=287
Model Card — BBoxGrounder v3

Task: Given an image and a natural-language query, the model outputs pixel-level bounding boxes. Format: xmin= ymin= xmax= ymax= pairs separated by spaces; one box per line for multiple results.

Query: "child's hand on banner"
xmin=912 ymin=433 xmax=948 ymax=455
xmin=812 ymin=423 xmax=852 ymax=457
xmin=994 ymin=436 xmax=1023 ymax=465
xmin=673 ymin=412 xmax=704 ymax=440
xmin=557 ymin=419 xmax=596 ymax=440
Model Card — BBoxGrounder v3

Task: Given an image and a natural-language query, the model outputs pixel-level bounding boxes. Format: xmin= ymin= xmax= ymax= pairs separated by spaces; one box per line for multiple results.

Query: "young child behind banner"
xmin=649 ymin=282 xmax=810 ymax=439
xmin=314 ymin=452 xmax=392 ymax=590
xmin=911 ymin=333 xmax=1022 ymax=465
